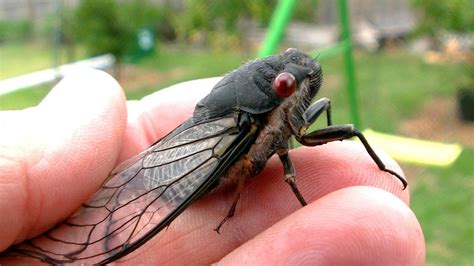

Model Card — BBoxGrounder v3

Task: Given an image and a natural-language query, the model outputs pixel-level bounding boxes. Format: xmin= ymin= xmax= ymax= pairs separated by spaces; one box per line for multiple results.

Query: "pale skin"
xmin=0 ymin=69 xmax=425 ymax=265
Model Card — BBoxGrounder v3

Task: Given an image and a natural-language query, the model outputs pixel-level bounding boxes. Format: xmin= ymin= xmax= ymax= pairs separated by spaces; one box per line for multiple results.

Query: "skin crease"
xmin=0 ymin=69 xmax=425 ymax=265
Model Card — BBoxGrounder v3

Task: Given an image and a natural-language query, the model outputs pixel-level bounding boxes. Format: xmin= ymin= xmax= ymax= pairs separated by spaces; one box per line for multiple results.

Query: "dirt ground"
xmin=399 ymin=97 xmax=474 ymax=148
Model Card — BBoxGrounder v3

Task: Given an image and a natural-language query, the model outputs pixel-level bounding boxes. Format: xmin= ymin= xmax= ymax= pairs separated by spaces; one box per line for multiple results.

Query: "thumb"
xmin=0 ymin=69 xmax=126 ymax=251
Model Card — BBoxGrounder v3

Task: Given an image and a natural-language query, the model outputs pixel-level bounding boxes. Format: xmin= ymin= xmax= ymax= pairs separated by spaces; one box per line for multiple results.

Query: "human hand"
xmin=0 ymin=69 xmax=425 ymax=264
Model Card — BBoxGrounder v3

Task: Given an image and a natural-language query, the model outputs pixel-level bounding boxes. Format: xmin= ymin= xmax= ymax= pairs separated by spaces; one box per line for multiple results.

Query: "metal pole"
xmin=258 ymin=0 xmax=296 ymax=57
xmin=337 ymin=0 xmax=361 ymax=128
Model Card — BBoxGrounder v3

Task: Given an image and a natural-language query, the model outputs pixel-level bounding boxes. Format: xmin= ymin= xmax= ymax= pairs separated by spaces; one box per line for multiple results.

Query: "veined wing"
xmin=12 ymin=115 xmax=253 ymax=264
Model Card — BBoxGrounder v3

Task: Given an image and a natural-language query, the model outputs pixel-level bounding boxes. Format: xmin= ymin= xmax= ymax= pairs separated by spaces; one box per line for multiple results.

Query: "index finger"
xmin=120 ymin=143 xmax=410 ymax=264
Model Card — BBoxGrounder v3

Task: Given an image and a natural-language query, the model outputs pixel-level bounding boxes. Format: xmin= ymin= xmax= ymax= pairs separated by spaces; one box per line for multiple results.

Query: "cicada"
xmin=8 ymin=48 xmax=407 ymax=264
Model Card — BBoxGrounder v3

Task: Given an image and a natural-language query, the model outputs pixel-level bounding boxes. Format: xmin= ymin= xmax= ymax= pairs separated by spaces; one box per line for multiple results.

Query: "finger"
xmin=0 ymin=69 xmax=126 ymax=250
xmin=117 ymin=78 xmax=219 ymax=162
xmin=263 ymin=143 xmax=409 ymax=204
xmin=218 ymin=186 xmax=425 ymax=265
xmin=119 ymin=142 xmax=410 ymax=264
xmin=33 ymin=77 xmax=408 ymax=264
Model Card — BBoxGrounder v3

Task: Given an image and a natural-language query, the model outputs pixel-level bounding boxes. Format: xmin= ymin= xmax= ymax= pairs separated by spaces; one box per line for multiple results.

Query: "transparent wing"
xmin=12 ymin=116 xmax=243 ymax=264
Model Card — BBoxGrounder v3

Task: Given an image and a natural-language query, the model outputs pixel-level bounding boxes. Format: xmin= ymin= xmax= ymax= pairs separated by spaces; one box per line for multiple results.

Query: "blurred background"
xmin=0 ymin=0 xmax=472 ymax=264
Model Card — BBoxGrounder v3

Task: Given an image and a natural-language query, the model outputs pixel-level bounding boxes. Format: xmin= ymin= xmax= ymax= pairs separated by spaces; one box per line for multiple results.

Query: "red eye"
xmin=272 ymin=72 xmax=296 ymax=98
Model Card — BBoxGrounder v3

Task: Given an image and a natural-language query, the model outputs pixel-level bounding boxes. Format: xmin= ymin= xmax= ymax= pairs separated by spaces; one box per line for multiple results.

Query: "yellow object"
xmin=362 ymin=129 xmax=463 ymax=167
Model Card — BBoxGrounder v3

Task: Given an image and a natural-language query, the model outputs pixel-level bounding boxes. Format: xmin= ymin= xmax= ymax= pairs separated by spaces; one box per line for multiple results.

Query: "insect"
xmin=8 ymin=48 xmax=407 ymax=264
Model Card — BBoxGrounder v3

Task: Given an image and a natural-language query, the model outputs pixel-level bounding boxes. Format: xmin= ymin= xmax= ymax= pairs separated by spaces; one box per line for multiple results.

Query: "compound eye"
xmin=272 ymin=72 xmax=296 ymax=98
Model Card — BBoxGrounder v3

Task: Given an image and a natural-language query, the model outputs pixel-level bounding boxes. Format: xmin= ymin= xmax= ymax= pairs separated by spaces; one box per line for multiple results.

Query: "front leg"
xmin=290 ymin=98 xmax=332 ymax=135
xmin=292 ymin=97 xmax=407 ymax=189
xmin=297 ymin=124 xmax=408 ymax=189
xmin=303 ymin=97 xmax=332 ymax=126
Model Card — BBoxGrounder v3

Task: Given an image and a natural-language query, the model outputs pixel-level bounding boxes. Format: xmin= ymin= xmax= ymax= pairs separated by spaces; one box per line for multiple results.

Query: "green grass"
xmin=124 ymin=45 xmax=252 ymax=99
xmin=0 ymin=42 xmax=472 ymax=265
xmin=0 ymin=42 xmax=52 ymax=79
xmin=0 ymin=42 xmax=87 ymax=80
xmin=355 ymin=51 xmax=464 ymax=131
xmin=410 ymin=148 xmax=473 ymax=265
xmin=0 ymin=83 xmax=52 ymax=110
xmin=318 ymin=51 xmax=465 ymax=132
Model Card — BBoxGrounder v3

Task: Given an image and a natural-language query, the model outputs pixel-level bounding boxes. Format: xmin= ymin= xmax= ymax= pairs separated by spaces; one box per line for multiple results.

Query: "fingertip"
xmin=288 ymin=142 xmax=410 ymax=204
xmin=40 ymin=68 xmax=125 ymax=111
xmin=219 ymin=187 xmax=424 ymax=265
xmin=1 ymin=68 xmax=128 ymax=244
xmin=36 ymin=68 xmax=127 ymax=148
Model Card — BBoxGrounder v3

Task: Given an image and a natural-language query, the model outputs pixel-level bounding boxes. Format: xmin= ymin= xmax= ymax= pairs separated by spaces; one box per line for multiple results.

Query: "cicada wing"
xmin=11 ymin=116 xmax=250 ymax=264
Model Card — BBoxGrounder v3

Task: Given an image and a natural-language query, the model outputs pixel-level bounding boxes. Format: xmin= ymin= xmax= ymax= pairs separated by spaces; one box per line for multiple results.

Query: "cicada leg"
xmin=275 ymin=97 xmax=331 ymax=206
xmin=277 ymin=148 xmax=307 ymax=206
xmin=214 ymin=175 xmax=246 ymax=233
xmin=302 ymin=97 xmax=332 ymax=126
xmin=289 ymin=97 xmax=332 ymax=150
xmin=295 ymin=99 xmax=408 ymax=189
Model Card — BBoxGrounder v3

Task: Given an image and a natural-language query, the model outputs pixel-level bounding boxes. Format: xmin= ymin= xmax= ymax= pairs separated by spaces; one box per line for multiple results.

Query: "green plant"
xmin=411 ymin=0 xmax=474 ymax=36
xmin=117 ymin=0 xmax=174 ymax=40
xmin=293 ymin=0 xmax=318 ymax=22
xmin=71 ymin=0 xmax=175 ymax=62
xmin=41 ymin=7 xmax=76 ymax=44
xmin=173 ymin=0 xmax=251 ymax=48
xmin=0 ymin=19 xmax=32 ymax=42
xmin=411 ymin=0 xmax=474 ymax=124
xmin=72 ymin=0 xmax=131 ymax=59
xmin=173 ymin=0 xmax=318 ymax=49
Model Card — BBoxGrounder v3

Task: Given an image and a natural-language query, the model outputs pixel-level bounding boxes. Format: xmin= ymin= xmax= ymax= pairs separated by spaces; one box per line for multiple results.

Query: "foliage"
xmin=411 ymin=0 xmax=474 ymax=94
xmin=70 ymin=0 xmax=173 ymax=60
xmin=172 ymin=0 xmax=318 ymax=49
xmin=40 ymin=7 xmax=76 ymax=45
xmin=293 ymin=0 xmax=319 ymax=22
xmin=172 ymin=0 xmax=262 ymax=49
xmin=0 ymin=19 xmax=32 ymax=42
xmin=411 ymin=0 xmax=474 ymax=35
xmin=117 ymin=0 xmax=175 ymax=41
xmin=73 ymin=0 xmax=130 ymax=59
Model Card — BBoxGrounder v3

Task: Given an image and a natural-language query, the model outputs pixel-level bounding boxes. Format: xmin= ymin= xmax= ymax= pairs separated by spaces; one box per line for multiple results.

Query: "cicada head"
xmin=193 ymin=48 xmax=322 ymax=122
xmin=273 ymin=48 xmax=322 ymax=100
xmin=271 ymin=48 xmax=323 ymax=135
